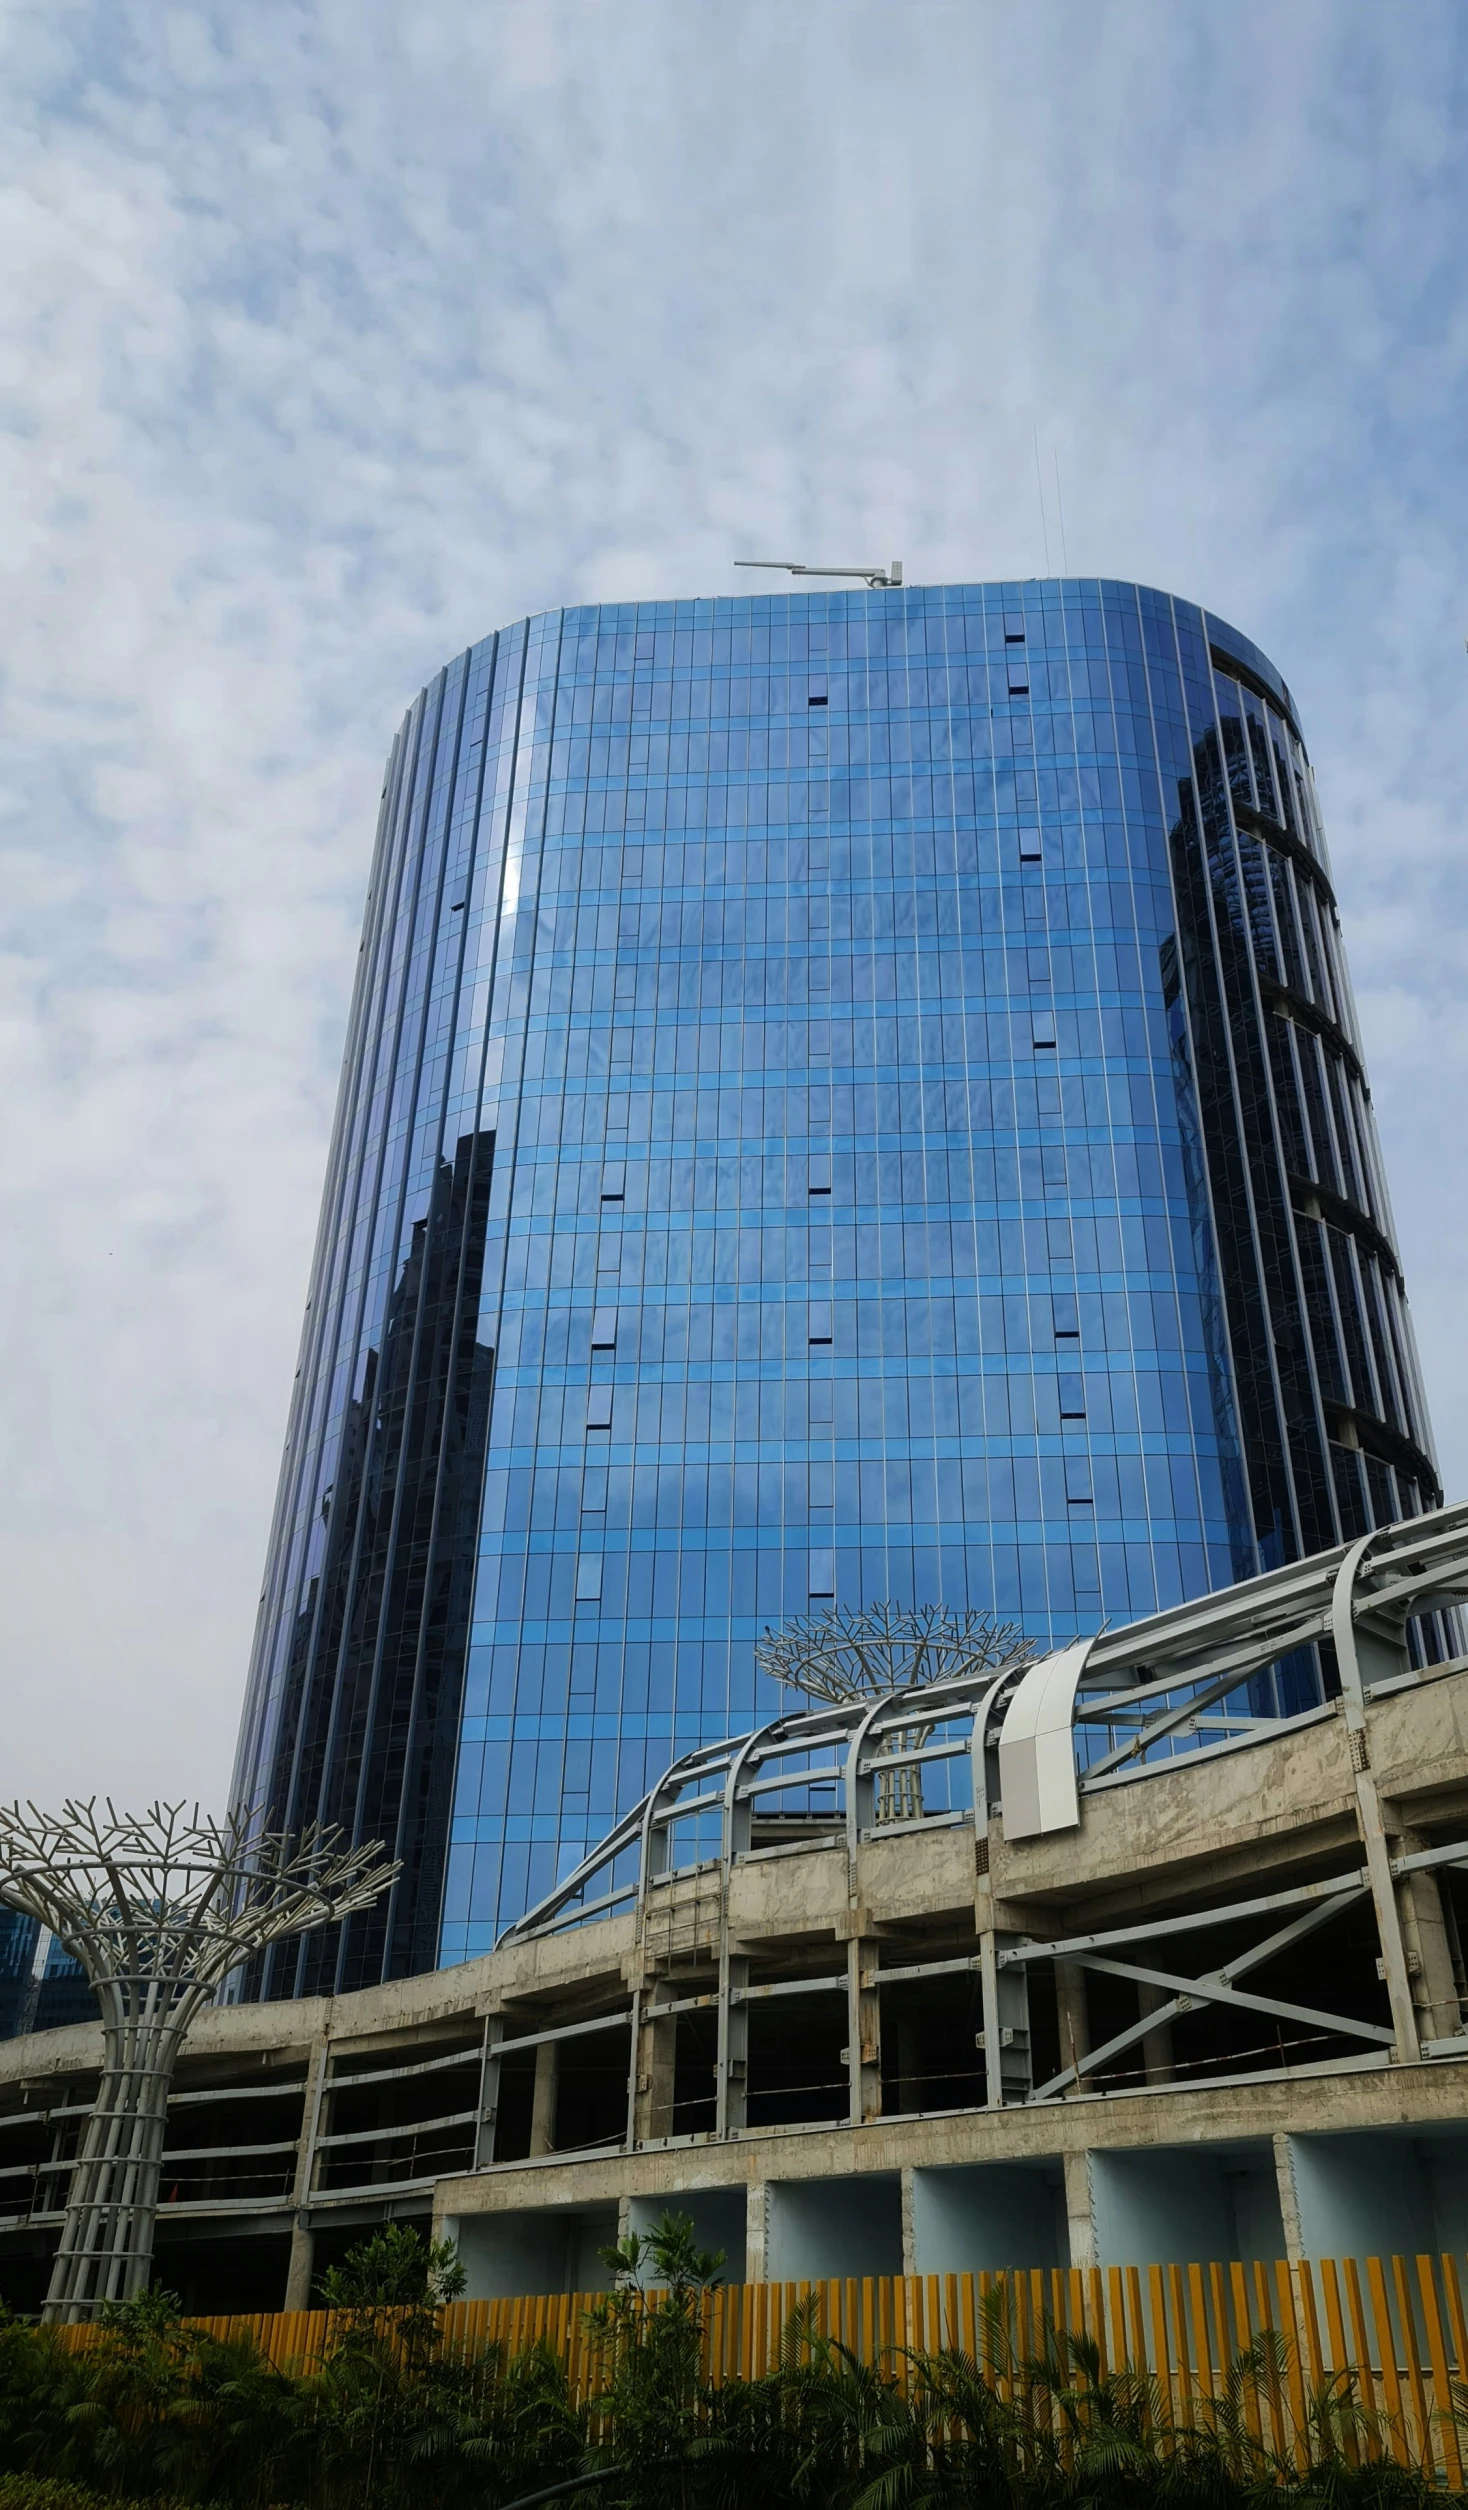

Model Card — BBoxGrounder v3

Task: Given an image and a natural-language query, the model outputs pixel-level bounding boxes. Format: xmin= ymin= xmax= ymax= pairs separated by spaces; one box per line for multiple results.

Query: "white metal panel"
xmin=998 ymin=1639 xmax=1094 ymax=1839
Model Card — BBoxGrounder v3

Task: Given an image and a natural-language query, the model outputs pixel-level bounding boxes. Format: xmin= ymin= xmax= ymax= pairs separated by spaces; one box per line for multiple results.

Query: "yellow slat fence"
xmin=144 ymin=2255 xmax=1468 ymax=2485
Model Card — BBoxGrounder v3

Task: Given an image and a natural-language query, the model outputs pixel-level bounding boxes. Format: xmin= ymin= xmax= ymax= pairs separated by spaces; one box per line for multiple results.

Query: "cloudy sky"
xmin=2 ymin=1 xmax=1465 ymax=1809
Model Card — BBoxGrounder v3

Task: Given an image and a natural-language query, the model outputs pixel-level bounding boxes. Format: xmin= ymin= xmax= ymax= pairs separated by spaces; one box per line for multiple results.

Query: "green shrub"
xmin=0 ymin=2481 xmax=172 ymax=2510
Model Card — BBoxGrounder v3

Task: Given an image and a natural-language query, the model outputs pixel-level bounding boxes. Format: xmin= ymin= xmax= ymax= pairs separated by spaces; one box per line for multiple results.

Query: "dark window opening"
xmin=553 ymin=2036 xmax=628 ymax=2153
xmin=152 ymin=2233 xmax=295 ymax=2317
xmin=1036 ymin=1889 xmax=1388 ymax=2095
xmin=491 ymin=2028 xmax=628 ymax=2161
xmin=672 ymin=2011 xmax=718 ymax=2136
xmin=744 ymin=1993 xmax=847 ymax=2127
xmin=880 ymin=1976 xmax=985 ymax=2116
xmin=491 ymin=2051 xmax=535 ymax=2162
xmin=318 ymin=2081 xmax=478 ymax=2190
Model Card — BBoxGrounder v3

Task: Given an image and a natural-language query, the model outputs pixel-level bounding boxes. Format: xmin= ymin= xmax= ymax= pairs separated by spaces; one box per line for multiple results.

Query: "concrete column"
xmin=975 ymin=1866 xmax=999 ymax=2107
xmin=717 ymin=1956 xmax=748 ymax=2137
xmin=745 ymin=2179 xmax=768 ymax=2284
xmin=1332 ymin=1550 xmax=1420 ymax=2063
xmin=1395 ymin=1827 xmax=1464 ymax=2043
xmin=633 ymin=2010 xmax=678 ymax=2144
xmin=477 ymin=2017 xmax=504 ymax=2168
xmin=1272 ymin=2131 xmax=1305 ymax=2264
xmin=529 ymin=2039 xmax=559 ymax=2157
xmin=1055 ymin=1964 xmax=1091 ymax=2093
xmin=283 ymin=2218 xmax=315 ymax=2312
xmin=900 ymin=2165 xmax=917 ymax=2275
xmin=1063 ymin=2150 xmax=1094 ymax=2267
xmin=282 ymin=2039 xmax=329 ymax=2310
xmin=980 ymin=1921 xmax=1036 ymax=2103
xmin=847 ymin=1940 xmax=882 ymax=2124
xmin=1137 ymin=1982 xmax=1174 ymax=2086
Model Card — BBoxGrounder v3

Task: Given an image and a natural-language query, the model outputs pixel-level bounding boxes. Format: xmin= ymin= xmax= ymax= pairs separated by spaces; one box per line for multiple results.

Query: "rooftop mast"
xmin=736 ymin=558 xmax=903 ymax=589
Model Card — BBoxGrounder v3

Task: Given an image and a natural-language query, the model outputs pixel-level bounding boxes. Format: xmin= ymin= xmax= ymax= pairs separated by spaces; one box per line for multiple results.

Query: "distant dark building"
xmin=228 ymin=579 xmax=1449 ymax=1996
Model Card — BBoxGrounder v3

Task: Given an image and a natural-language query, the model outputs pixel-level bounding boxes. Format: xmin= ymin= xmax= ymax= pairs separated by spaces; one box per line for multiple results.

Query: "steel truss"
xmin=1003 ymin=1870 xmax=1389 ymax=2100
xmin=0 ymin=1801 xmax=395 ymax=2320
xmin=482 ymin=1505 xmax=1468 ymax=2149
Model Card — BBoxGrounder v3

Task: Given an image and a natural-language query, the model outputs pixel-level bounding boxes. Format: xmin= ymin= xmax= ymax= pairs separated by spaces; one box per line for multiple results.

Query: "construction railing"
xmin=165 ymin=2254 xmax=1468 ymax=2483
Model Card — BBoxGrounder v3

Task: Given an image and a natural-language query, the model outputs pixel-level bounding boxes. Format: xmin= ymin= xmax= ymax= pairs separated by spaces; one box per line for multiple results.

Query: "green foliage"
xmin=316 ymin=2223 xmax=467 ymax=2314
xmin=0 ymin=2241 xmax=581 ymax=2510
xmin=598 ymin=2213 xmax=727 ymax=2303
xmin=0 ymin=2231 xmax=1461 ymax=2510
xmin=586 ymin=2212 xmax=726 ymax=2510
xmin=0 ymin=2481 xmax=167 ymax=2510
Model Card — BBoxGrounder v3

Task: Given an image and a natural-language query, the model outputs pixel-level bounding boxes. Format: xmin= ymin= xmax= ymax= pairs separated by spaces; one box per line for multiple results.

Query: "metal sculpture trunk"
xmin=757 ymin=1601 xmax=1034 ymax=1823
xmin=0 ymin=1800 xmax=396 ymax=2321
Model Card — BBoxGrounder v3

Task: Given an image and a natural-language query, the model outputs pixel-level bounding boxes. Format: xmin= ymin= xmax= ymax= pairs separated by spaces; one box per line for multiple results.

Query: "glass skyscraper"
xmin=230 ymin=576 xmax=1445 ymax=1997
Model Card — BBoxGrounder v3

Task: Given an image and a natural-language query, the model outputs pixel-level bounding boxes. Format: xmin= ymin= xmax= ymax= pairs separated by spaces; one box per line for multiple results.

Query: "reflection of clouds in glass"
xmin=5 ymin=5 xmax=1465 ymax=1827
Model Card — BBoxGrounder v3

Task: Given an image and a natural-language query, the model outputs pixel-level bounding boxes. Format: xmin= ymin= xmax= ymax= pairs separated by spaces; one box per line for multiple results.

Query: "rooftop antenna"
xmin=737 ymin=558 xmax=903 ymax=589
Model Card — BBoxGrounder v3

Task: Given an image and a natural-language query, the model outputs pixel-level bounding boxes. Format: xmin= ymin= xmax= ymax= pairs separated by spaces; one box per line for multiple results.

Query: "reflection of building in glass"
xmin=1164 ymin=664 xmax=1440 ymax=1565
xmin=0 ymin=1915 xmax=32 ymax=2042
xmin=230 ymin=580 xmax=1449 ymax=1983
xmin=241 ymin=1132 xmax=495 ymax=1998
xmin=0 ymin=1911 xmax=96 ymax=2043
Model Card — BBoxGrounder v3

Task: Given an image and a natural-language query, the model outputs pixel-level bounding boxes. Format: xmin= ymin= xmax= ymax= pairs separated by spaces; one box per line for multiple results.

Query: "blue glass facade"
xmin=0 ymin=1911 xmax=94 ymax=2042
xmin=231 ymin=578 xmax=1444 ymax=1994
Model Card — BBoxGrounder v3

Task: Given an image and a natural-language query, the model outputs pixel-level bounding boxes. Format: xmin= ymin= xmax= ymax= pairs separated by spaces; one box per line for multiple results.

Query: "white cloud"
xmin=0 ymin=0 xmax=1464 ymax=1807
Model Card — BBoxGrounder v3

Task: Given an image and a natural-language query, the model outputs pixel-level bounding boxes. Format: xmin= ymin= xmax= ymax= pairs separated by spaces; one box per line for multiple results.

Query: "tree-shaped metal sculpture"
xmin=0 ymin=1800 xmax=398 ymax=2321
xmin=757 ymin=1602 xmax=1034 ymax=1822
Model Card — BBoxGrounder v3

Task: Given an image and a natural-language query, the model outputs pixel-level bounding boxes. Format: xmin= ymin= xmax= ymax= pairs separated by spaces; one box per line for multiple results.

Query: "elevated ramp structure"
xmin=2 ymin=1505 xmax=1467 ymax=2310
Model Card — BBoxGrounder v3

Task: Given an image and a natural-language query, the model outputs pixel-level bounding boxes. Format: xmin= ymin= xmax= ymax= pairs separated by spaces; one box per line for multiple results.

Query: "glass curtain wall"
xmin=0 ymin=1911 xmax=95 ymax=2042
xmin=230 ymin=579 xmax=1446 ymax=1989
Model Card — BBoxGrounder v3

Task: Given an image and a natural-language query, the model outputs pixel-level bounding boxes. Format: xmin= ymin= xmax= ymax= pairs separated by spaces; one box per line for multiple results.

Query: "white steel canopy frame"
xmin=505 ymin=1500 xmax=1468 ymax=1952
xmin=491 ymin=1505 xmax=1468 ymax=2132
